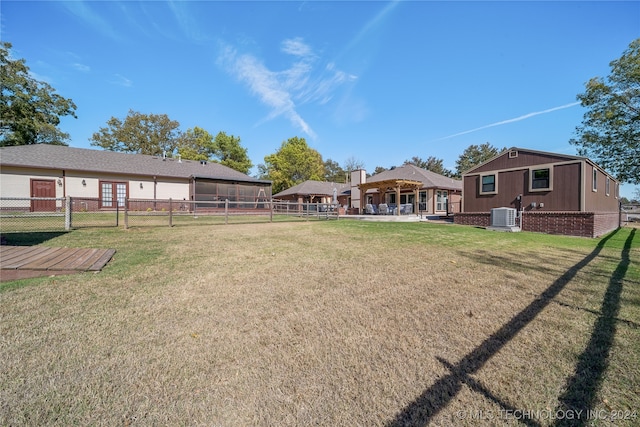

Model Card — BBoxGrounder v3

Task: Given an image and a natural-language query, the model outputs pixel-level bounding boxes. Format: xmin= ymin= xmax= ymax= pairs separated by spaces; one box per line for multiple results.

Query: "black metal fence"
xmin=0 ymin=197 xmax=339 ymax=233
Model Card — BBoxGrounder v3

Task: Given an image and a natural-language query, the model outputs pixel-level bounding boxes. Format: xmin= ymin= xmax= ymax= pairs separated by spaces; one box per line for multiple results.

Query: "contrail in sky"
xmin=432 ymin=102 xmax=581 ymax=142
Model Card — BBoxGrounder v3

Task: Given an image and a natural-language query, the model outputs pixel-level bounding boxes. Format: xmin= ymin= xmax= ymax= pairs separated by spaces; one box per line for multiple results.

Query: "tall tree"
xmin=211 ymin=131 xmax=253 ymax=174
xmin=178 ymin=126 xmax=215 ymax=161
xmin=259 ymin=136 xmax=324 ymax=194
xmin=404 ymin=156 xmax=453 ymax=177
xmin=324 ymin=158 xmax=346 ymax=182
xmin=343 ymin=156 xmax=366 ymax=173
xmin=0 ymin=41 xmax=77 ymax=146
xmin=90 ymin=110 xmax=181 ymax=156
xmin=570 ymin=38 xmax=640 ymax=184
xmin=454 ymin=143 xmax=506 ymax=177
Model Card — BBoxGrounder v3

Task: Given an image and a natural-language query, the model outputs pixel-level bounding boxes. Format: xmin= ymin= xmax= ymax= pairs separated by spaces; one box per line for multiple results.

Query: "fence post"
xmin=225 ymin=199 xmax=229 ymax=224
xmin=116 ymin=201 xmax=119 ymax=227
xmin=124 ymin=197 xmax=129 ymax=229
xmin=65 ymin=196 xmax=72 ymax=231
xmin=270 ymin=199 xmax=273 ymax=222
xmin=169 ymin=198 xmax=173 ymax=227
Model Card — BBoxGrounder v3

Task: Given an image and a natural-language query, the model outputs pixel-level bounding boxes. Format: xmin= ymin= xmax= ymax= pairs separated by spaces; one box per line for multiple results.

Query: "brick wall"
xmin=593 ymin=212 xmax=621 ymax=238
xmin=454 ymin=211 xmax=620 ymax=238
xmin=454 ymin=212 xmax=491 ymax=227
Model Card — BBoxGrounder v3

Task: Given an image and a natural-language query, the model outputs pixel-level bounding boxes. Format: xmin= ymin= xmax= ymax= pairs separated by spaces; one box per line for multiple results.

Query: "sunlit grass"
xmin=1 ymin=222 xmax=638 ymax=425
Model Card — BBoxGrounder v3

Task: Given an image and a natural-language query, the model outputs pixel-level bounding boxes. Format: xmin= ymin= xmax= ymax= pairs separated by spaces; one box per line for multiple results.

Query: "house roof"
xmin=0 ymin=144 xmax=269 ymax=184
xmin=367 ymin=164 xmax=462 ymax=191
xmin=462 ymin=147 xmax=618 ymax=182
xmin=273 ymin=180 xmax=350 ymax=198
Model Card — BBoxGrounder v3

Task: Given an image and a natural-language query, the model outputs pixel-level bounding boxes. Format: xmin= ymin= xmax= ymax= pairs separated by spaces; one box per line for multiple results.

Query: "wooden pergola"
xmin=357 ymin=179 xmax=423 ymax=215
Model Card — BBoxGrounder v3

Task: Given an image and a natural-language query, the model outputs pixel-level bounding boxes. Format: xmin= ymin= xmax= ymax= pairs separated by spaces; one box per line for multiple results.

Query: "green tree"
xmin=90 ymin=110 xmax=181 ymax=156
xmin=324 ymin=158 xmax=346 ymax=182
xmin=0 ymin=41 xmax=77 ymax=146
xmin=178 ymin=126 xmax=215 ymax=161
xmin=570 ymin=39 xmax=640 ymax=184
xmin=211 ymin=131 xmax=253 ymax=174
xmin=372 ymin=166 xmax=388 ymax=176
xmin=455 ymin=143 xmax=506 ymax=177
xmin=259 ymin=136 xmax=324 ymax=194
xmin=404 ymin=156 xmax=453 ymax=177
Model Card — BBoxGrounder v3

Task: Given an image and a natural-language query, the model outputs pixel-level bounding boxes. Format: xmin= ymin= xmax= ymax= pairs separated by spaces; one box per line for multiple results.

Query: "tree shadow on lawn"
xmin=387 ymin=228 xmax=635 ymax=427
xmin=554 ymin=228 xmax=635 ymax=426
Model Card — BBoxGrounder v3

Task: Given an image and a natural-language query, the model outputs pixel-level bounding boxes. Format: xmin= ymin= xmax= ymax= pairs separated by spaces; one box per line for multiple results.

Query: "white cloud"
xmin=111 ymin=74 xmax=133 ymax=87
xmin=281 ymin=37 xmax=313 ymax=58
xmin=62 ymin=1 xmax=123 ymax=42
xmin=72 ymin=63 xmax=91 ymax=72
xmin=432 ymin=102 xmax=581 ymax=141
xmin=218 ymin=38 xmax=357 ymax=139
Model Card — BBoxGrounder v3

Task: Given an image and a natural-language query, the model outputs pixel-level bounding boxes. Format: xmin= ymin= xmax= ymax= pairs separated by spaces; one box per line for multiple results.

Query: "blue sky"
xmin=2 ymin=1 xmax=639 ymax=198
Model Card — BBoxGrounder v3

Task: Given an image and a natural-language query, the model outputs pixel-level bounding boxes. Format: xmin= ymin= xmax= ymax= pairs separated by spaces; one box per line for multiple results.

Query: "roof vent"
xmin=200 ymin=160 xmax=207 ymax=165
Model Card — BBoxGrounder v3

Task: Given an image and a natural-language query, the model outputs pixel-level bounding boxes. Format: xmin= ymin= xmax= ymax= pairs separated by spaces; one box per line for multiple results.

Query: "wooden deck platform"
xmin=0 ymin=246 xmax=115 ymax=281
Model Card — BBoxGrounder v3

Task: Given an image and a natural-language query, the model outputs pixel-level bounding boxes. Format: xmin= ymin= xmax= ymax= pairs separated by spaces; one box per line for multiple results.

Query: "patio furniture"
xmin=378 ymin=203 xmax=388 ymax=215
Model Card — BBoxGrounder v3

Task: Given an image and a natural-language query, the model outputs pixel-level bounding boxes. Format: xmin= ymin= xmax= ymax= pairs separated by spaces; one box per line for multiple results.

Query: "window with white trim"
xmin=606 ymin=177 xmax=610 ymax=196
xmin=436 ymin=190 xmax=448 ymax=211
xmin=479 ymin=173 xmax=497 ymax=195
xmin=592 ymin=169 xmax=597 ymax=192
xmin=100 ymin=181 xmax=127 ymax=208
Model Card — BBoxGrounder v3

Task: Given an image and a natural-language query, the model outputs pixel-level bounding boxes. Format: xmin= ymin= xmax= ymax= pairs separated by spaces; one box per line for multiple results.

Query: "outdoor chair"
xmin=378 ymin=203 xmax=388 ymax=215
xmin=365 ymin=204 xmax=378 ymax=214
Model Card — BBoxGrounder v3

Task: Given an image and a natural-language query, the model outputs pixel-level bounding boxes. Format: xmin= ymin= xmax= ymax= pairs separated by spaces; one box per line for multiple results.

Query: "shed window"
xmin=529 ymin=166 xmax=553 ymax=192
xmin=479 ymin=174 xmax=497 ymax=195
xmin=606 ymin=177 xmax=610 ymax=196
xmin=593 ymin=169 xmax=598 ymax=192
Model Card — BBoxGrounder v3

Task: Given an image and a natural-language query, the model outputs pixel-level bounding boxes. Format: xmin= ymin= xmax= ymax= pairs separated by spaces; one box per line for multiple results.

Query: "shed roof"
xmin=273 ymin=180 xmax=350 ymax=198
xmin=367 ymin=164 xmax=462 ymax=191
xmin=0 ymin=144 xmax=269 ymax=184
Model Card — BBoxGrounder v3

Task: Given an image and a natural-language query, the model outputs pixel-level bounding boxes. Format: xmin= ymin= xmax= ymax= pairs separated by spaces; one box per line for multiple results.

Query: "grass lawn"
xmin=1 ymin=221 xmax=638 ymax=426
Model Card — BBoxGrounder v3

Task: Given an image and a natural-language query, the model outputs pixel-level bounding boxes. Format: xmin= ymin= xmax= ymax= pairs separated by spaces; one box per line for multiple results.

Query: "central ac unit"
xmin=488 ymin=207 xmax=520 ymax=232
xmin=491 ymin=207 xmax=516 ymax=227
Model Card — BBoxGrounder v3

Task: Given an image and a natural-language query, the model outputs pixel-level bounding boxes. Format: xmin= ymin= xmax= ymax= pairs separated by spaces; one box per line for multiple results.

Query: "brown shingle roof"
xmin=273 ymin=180 xmax=350 ymax=198
xmin=367 ymin=164 xmax=462 ymax=191
xmin=0 ymin=145 xmax=269 ymax=184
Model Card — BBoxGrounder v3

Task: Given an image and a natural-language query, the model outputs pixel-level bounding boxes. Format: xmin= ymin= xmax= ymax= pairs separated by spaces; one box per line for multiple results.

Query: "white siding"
xmin=0 ymin=167 xmax=64 ymax=197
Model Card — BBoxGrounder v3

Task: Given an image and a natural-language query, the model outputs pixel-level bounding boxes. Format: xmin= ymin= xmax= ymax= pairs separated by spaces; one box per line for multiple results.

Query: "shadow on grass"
xmin=387 ymin=229 xmax=623 ymax=427
xmin=1 ymin=232 xmax=69 ymax=246
xmin=554 ymin=228 xmax=635 ymax=426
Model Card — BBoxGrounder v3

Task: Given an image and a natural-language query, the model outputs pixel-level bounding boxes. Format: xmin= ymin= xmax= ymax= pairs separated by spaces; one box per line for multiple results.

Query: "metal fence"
xmin=621 ymin=203 xmax=640 ymax=225
xmin=0 ymin=197 xmax=339 ymax=233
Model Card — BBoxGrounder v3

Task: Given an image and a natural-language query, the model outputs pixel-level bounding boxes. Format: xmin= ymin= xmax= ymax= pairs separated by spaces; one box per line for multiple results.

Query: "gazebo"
xmin=357 ymin=179 xmax=423 ymax=215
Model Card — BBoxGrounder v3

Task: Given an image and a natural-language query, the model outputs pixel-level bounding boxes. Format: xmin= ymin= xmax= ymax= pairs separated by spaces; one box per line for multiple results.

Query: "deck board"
xmin=1 ymin=246 xmax=115 ymax=274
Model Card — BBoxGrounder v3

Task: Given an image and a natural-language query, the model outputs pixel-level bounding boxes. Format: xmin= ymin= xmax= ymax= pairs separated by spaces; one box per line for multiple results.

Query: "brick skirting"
xmin=454 ymin=211 xmax=620 ymax=238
